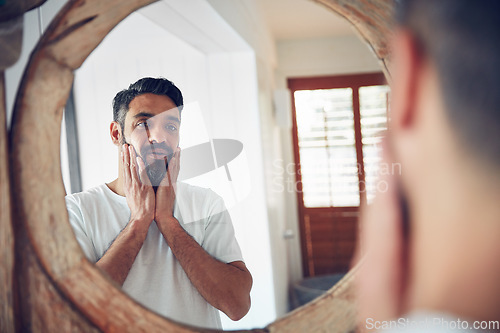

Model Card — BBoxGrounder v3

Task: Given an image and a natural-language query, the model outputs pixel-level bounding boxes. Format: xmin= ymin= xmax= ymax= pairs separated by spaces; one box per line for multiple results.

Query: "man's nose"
xmin=145 ymin=122 xmax=168 ymax=144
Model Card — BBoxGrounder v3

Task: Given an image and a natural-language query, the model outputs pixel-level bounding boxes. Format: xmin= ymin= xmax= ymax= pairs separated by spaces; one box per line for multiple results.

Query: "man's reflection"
xmin=65 ymin=77 xmax=252 ymax=329
xmin=124 ymin=106 xmax=179 ymax=187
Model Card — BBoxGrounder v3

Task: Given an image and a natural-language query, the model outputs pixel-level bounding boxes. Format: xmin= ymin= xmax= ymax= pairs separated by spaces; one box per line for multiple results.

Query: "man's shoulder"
xmin=65 ymin=184 xmax=121 ymax=208
xmin=65 ymin=184 xmax=128 ymax=229
xmin=66 ymin=184 xmax=107 ymax=202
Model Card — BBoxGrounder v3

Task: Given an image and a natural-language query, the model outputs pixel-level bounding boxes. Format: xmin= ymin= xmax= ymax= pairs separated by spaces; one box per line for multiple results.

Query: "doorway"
xmin=289 ymin=72 xmax=388 ymax=277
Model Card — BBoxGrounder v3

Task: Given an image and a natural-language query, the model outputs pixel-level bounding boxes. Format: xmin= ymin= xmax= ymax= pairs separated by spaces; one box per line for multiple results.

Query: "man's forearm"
xmin=96 ymin=218 xmax=150 ymax=286
xmin=156 ymin=217 xmax=252 ymax=321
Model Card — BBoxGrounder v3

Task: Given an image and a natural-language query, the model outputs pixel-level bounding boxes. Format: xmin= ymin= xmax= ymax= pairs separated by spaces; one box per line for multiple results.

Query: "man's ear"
xmin=110 ymin=121 xmax=122 ymax=146
xmin=389 ymin=29 xmax=423 ymax=132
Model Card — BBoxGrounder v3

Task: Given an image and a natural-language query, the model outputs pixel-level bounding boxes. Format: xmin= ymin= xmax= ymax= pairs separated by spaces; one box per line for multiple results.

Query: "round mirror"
xmin=10 ymin=0 xmax=393 ymax=331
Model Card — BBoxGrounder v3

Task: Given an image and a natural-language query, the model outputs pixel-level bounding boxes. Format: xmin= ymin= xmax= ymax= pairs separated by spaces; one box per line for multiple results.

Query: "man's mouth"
xmin=142 ymin=147 xmax=173 ymax=160
xmin=135 ymin=145 xmax=173 ymax=186
xmin=148 ymin=151 xmax=169 ymax=158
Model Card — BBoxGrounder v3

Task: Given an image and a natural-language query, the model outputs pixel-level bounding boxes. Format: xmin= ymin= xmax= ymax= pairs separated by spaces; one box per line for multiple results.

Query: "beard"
xmin=145 ymin=157 xmax=168 ymax=186
xmin=123 ymin=138 xmax=174 ymax=187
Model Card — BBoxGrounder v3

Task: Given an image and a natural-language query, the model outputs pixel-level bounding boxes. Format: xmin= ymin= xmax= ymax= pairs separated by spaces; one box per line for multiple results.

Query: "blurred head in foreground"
xmin=355 ymin=0 xmax=500 ymax=331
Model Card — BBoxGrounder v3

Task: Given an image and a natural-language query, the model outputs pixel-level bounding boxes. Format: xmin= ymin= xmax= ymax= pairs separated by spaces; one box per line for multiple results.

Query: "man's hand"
xmin=122 ymin=144 xmax=155 ymax=226
xmin=155 ymin=147 xmax=180 ymax=225
xmin=153 ymin=147 xmax=252 ymax=320
xmin=95 ymin=145 xmax=156 ymax=286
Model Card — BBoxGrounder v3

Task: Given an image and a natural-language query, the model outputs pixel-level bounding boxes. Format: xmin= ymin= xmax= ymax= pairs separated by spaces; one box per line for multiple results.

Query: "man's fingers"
xmin=158 ymin=156 xmax=172 ymax=187
xmin=168 ymin=148 xmax=181 ymax=185
xmin=128 ymin=145 xmax=140 ymax=182
xmin=174 ymin=147 xmax=181 ymax=173
xmin=168 ymin=148 xmax=181 ymax=184
xmin=136 ymin=156 xmax=152 ymax=186
xmin=158 ymin=148 xmax=180 ymax=187
xmin=122 ymin=144 xmax=132 ymax=185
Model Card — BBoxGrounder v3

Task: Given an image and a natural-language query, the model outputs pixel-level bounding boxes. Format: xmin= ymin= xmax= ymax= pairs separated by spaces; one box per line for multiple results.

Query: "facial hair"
xmin=124 ymin=139 xmax=173 ymax=187
xmin=145 ymin=157 xmax=168 ymax=187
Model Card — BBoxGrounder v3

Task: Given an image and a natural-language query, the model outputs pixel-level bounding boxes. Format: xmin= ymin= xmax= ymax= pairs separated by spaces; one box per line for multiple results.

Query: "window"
xmin=359 ymin=85 xmax=390 ymax=202
xmin=291 ymin=74 xmax=389 ymax=208
xmin=289 ymin=73 xmax=389 ymax=276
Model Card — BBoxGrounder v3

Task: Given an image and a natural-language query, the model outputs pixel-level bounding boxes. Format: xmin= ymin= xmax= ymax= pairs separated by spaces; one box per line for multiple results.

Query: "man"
xmin=355 ymin=0 xmax=500 ymax=332
xmin=66 ymin=77 xmax=252 ymax=329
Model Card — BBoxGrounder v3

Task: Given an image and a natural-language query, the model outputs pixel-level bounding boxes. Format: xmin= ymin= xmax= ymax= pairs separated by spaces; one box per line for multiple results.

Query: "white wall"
xmin=275 ymin=35 xmax=382 ymax=87
xmin=205 ymin=52 xmax=276 ymax=329
xmin=206 ymin=0 xmax=277 ymax=67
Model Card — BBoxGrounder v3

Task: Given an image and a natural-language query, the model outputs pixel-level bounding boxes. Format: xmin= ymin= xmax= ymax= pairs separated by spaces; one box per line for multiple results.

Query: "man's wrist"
xmin=127 ymin=217 xmax=152 ymax=239
xmin=156 ymin=215 xmax=178 ymax=225
xmin=155 ymin=216 xmax=179 ymax=234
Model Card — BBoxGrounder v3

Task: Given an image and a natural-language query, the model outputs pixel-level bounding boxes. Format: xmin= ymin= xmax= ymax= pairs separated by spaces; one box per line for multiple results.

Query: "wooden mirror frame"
xmin=8 ymin=0 xmax=394 ymax=331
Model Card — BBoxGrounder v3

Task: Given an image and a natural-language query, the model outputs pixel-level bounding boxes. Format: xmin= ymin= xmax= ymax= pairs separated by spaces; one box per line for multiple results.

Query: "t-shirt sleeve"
xmin=202 ymin=194 xmax=243 ymax=264
xmin=65 ymin=195 xmax=99 ymax=263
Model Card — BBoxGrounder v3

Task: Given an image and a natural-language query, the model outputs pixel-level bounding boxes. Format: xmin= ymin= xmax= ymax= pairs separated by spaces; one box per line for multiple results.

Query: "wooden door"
xmin=289 ymin=73 xmax=388 ymax=277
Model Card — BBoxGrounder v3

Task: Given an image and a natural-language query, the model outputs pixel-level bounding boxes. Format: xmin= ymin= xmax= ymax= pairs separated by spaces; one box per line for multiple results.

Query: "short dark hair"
xmin=396 ymin=0 xmax=500 ymax=166
xmin=112 ymin=77 xmax=184 ymax=133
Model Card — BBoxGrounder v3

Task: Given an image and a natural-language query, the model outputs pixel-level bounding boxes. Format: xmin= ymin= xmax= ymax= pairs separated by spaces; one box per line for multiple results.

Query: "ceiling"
xmin=254 ymin=0 xmax=355 ymax=40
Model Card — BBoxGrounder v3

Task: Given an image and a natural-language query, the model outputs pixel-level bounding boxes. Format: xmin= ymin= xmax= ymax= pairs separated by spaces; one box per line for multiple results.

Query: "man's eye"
xmin=167 ymin=124 xmax=178 ymax=132
xmin=136 ymin=121 xmax=147 ymax=128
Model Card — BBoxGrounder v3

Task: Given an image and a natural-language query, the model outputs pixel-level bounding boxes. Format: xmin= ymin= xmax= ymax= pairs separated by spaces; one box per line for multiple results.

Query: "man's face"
xmin=122 ymin=93 xmax=181 ymax=185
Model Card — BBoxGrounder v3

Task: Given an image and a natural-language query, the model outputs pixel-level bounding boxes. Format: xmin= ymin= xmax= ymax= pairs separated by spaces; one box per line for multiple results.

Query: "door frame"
xmin=288 ymin=72 xmax=386 ymax=277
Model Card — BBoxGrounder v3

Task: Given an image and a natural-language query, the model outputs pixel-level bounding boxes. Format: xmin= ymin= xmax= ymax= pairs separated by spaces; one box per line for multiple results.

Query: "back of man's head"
xmin=396 ymin=0 xmax=500 ymax=167
xmin=355 ymin=1 xmax=500 ymax=328
xmin=112 ymin=77 xmax=184 ymax=132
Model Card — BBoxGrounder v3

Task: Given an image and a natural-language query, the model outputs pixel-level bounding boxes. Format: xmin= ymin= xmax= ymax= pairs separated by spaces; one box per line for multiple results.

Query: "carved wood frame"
xmin=7 ymin=0 xmax=394 ymax=331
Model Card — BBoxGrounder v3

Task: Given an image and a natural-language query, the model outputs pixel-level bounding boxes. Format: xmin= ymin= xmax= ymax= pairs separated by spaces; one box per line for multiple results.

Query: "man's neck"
xmin=108 ymin=155 xmax=126 ymax=196
xmin=106 ymin=178 xmax=124 ymax=197
xmin=407 ymin=155 xmax=500 ymax=321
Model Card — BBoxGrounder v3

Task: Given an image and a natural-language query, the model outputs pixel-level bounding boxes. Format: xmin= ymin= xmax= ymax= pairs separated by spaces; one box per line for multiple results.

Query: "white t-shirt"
xmin=65 ymin=182 xmax=243 ymax=329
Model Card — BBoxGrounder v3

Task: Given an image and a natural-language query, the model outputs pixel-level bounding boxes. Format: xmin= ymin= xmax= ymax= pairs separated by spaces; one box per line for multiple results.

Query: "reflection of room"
xmin=258 ymin=0 xmax=384 ymax=317
xmin=4 ymin=0 xmax=382 ymax=330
